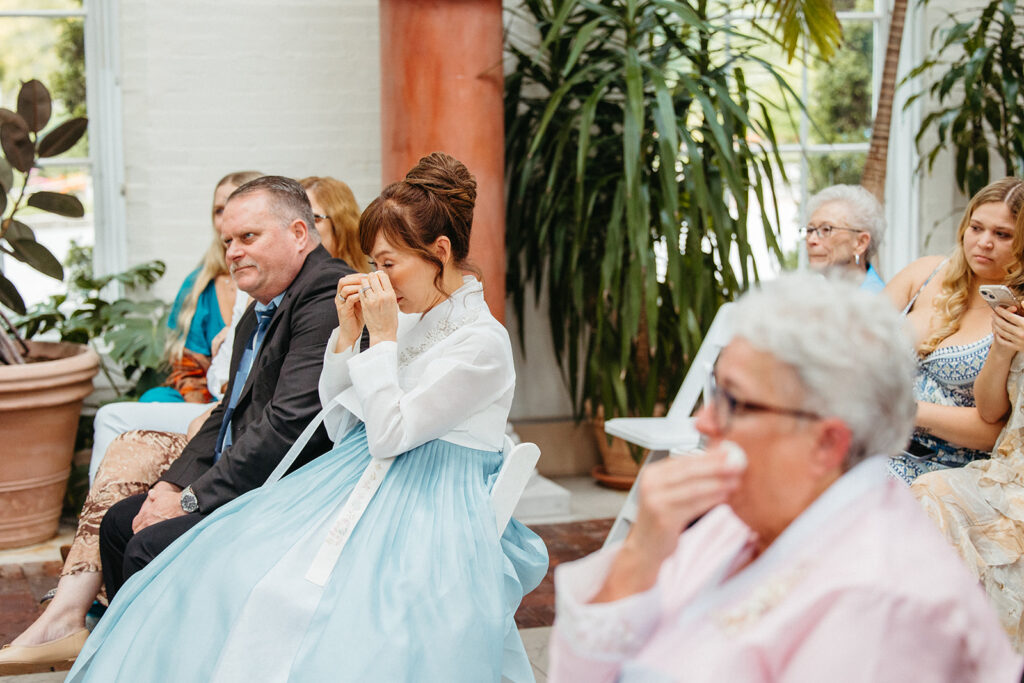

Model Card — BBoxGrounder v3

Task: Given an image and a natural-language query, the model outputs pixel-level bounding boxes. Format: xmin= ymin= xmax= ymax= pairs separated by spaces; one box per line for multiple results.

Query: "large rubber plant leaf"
xmin=1 ymin=122 xmax=34 ymax=173
xmin=16 ymin=79 xmax=51 ymax=133
xmin=0 ymin=108 xmax=27 ymax=130
xmin=0 ymin=270 xmax=25 ymax=314
xmin=0 ymin=157 xmax=12 ymax=195
xmin=4 ymin=220 xmax=34 ymax=241
xmin=7 ymin=238 xmax=64 ymax=280
xmin=27 ymin=191 xmax=85 ymax=218
xmin=38 ymin=117 xmax=88 ymax=158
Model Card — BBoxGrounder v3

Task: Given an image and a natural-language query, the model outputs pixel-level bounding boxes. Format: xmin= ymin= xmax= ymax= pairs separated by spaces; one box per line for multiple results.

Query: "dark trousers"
xmin=99 ymin=493 xmax=205 ymax=599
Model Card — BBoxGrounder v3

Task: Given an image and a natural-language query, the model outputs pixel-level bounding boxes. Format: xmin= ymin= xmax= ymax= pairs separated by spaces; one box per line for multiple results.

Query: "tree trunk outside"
xmin=861 ymin=0 xmax=908 ymax=202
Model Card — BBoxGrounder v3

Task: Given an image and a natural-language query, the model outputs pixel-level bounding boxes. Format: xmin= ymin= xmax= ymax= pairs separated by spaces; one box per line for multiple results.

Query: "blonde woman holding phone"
xmin=884 ymin=177 xmax=1024 ymax=483
xmin=910 ymin=204 xmax=1024 ymax=651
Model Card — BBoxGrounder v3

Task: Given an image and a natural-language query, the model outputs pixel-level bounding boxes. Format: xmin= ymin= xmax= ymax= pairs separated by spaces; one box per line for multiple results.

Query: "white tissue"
xmin=721 ymin=440 xmax=747 ymax=469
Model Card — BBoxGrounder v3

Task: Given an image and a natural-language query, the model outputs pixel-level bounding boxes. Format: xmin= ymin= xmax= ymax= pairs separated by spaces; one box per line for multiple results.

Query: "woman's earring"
xmin=855 ymin=253 xmax=861 ymax=265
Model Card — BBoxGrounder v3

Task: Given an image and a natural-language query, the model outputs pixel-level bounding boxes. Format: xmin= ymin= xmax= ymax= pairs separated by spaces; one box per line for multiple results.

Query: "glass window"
xmin=724 ymin=0 xmax=887 ymax=274
xmin=0 ymin=0 xmax=89 ymax=307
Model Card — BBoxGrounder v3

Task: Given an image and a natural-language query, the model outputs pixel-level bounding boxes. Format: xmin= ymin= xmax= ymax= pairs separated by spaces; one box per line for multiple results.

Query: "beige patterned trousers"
xmin=63 ymin=430 xmax=189 ymax=587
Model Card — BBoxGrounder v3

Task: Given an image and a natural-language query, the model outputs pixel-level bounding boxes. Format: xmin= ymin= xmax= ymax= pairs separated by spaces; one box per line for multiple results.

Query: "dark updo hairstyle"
xmin=358 ymin=152 xmax=479 ymax=291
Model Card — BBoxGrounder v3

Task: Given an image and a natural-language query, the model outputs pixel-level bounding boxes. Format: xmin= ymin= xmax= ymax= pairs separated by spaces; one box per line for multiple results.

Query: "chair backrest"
xmin=665 ymin=302 xmax=736 ymax=420
xmin=491 ymin=437 xmax=541 ymax=538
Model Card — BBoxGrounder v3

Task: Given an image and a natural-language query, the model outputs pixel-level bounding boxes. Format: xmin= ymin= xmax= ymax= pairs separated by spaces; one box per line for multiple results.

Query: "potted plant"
xmin=0 ymin=78 xmax=101 ymax=548
xmin=16 ymin=241 xmax=168 ymax=517
xmin=905 ymin=0 xmax=1024 ymax=195
xmin=504 ymin=0 xmax=835 ymax=481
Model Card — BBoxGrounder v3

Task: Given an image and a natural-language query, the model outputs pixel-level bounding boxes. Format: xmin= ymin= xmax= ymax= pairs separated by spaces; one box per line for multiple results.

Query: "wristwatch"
xmin=180 ymin=485 xmax=199 ymax=514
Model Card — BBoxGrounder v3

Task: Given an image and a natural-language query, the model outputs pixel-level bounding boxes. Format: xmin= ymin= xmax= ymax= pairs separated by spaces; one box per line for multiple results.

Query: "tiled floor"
xmin=515 ymin=518 xmax=613 ymax=628
xmin=0 ymin=476 xmax=627 ymax=680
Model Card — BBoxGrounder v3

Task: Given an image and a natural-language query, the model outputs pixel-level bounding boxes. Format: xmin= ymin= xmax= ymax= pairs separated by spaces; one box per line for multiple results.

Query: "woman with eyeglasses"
xmin=801 ymin=184 xmax=886 ymax=292
xmin=301 ymin=176 xmax=370 ymax=273
xmin=884 ymin=177 xmax=1024 ymax=485
xmin=548 ymin=274 xmax=1018 ymax=681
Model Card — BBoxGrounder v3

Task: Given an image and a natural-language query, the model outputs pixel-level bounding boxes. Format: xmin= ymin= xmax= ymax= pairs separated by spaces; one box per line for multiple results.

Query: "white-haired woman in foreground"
xmin=549 ymin=274 xmax=1020 ymax=682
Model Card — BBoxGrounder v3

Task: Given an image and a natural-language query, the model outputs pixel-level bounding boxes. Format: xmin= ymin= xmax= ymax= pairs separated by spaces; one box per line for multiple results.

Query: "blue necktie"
xmin=213 ymin=303 xmax=277 ymax=462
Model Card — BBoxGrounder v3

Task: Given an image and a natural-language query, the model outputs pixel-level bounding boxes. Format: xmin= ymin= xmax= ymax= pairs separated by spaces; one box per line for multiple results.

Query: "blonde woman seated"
xmin=910 ymin=198 xmax=1024 ymax=650
xmin=549 ymin=274 xmax=1019 ymax=682
xmin=300 ymin=175 xmax=370 ymax=274
xmin=884 ymin=177 xmax=1024 ymax=483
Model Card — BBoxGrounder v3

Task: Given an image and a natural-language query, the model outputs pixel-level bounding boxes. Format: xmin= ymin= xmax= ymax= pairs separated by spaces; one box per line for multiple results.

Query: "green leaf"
xmin=0 ymin=157 xmax=12 ymax=194
xmin=0 ymin=108 xmax=26 ymax=130
xmin=562 ymin=18 xmax=602 ymax=77
xmin=7 ymin=238 xmax=64 ymax=280
xmin=27 ymin=191 xmax=85 ymax=218
xmin=37 ymin=117 xmax=88 ymax=158
xmin=17 ymin=79 xmax=51 ymax=133
xmin=0 ymin=270 xmax=25 ymax=314
xmin=4 ymin=220 xmax=34 ymax=241
xmin=1 ymin=122 xmax=34 ymax=173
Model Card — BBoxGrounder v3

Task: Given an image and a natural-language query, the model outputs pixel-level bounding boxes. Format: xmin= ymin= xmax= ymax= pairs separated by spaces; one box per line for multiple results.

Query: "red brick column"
xmin=379 ymin=0 xmax=506 ymax=322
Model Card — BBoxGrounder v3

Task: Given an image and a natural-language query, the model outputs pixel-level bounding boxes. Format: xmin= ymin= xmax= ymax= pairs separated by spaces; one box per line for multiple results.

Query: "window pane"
xmin=1 ymin=6 xmax=91 ymax=309
xmin=744 ymin=152 xmax=804 ymax=275
xmin=806 ymin=152 xmax=868 ymax=194
xmin=833 ymin=0 xmax=875 ymax=11
xmin=808 ymin=20 xmax=873 ymax=145
xmin=0 ymin=15 xmax=86 ymax=130
xmin=0 ymin=0 xmax=82 ymax=10
xmin=4 ymin=164 xmax=93 ymax=307
xmin=714 ymin=18 xmax=803 ymax=146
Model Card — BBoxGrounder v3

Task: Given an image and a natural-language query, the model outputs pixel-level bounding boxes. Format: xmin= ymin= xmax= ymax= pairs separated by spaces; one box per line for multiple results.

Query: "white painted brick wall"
xmin=119 ymin=1 xmax=382 ymax=300
xmin=116 ymin=1 xmax=571 ymax=420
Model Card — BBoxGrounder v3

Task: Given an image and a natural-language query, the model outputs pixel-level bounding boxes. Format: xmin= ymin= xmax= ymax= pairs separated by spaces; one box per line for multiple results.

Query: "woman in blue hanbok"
xmin=67 ymin=152 xmax=548 ymax=683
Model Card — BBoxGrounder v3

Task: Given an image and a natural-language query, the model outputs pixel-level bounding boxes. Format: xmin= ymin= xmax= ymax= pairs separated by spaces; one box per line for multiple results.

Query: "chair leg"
xmin=602 ymin=449 xmax=670 ymax=548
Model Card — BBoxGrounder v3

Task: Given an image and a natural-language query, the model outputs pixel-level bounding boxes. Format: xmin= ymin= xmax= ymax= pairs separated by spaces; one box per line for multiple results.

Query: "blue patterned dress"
xmin=888 ymin=261 xmax=993 ymax=483
xmin=888 ymin=336 xmax=993 ymax=483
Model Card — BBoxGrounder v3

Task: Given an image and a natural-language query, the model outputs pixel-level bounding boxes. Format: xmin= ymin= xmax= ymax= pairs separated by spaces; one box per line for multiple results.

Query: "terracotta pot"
xmin=0 ymin=341 xmax=99 ymax=549
xmin=590 ymin=418 xmax=645 ymax=490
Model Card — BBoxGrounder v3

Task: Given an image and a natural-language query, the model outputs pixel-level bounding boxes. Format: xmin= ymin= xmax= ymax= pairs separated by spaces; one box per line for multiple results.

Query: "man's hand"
xmin=132 ymin=481 xmax=186 ymax=533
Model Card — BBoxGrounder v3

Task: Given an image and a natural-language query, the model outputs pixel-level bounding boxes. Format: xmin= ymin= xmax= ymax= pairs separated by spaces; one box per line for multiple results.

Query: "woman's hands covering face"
xmin=335 ymin=274 xmax=367 ymax=351
xmin=359 ymin=271 xmax=399 ymax=346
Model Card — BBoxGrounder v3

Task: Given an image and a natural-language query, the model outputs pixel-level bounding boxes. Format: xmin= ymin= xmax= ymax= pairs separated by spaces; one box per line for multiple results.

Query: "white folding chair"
xmin=602 ymin=303 xmax=735 ymax=546
xmin=491 ymin=436 xmax=542 ymax=538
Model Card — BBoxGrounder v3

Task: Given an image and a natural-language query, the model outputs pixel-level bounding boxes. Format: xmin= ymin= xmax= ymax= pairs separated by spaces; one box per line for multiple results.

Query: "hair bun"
xmin=404 ymin=152 xmax=477 ymax=209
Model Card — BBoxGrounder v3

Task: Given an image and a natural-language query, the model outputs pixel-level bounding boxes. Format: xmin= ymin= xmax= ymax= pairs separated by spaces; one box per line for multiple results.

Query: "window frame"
xmin=0 ymin=0 xmax=126 ymax=286
xmin=724 ymin=0 xmax=923 ymax=278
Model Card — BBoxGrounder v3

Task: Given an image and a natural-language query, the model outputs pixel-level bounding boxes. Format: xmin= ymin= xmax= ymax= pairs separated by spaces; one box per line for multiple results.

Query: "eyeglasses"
xmin=799 ymin=224 xmax=863 ymax=240
xmin=313 ymin=214 xmax=329 ymax=223
xmin=703 ymin=369 xmax=821 ymax=432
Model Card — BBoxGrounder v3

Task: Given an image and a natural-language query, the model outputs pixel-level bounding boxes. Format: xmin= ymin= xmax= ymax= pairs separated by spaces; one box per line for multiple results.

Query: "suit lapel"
xmin=234 ymin=296 xmax=288 ymax=407
xmin=228 ymin=246 xmax=332 ymax=410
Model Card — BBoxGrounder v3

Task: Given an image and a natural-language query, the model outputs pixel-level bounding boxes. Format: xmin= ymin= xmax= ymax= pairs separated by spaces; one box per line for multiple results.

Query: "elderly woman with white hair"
xmin=802 ymin=184 xmax=886 ymax=291
xmin=549 ymin=274 xmax=1019 ymax=682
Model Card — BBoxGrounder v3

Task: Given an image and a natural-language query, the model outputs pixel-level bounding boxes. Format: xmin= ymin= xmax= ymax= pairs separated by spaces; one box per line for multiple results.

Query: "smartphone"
xmin=902 ymin=440 xmax=936 ymax=461
xmin=980 ymin=285 xmax=1021 ymax=310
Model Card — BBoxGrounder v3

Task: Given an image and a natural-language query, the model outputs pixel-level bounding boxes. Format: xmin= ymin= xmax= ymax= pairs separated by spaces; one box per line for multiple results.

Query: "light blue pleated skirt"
xmin=67 ymin=424 xmax=549 ymax=682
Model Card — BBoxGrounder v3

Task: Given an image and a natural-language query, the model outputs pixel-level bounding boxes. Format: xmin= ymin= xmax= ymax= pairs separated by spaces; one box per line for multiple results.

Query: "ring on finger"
xmin=361 ymin=286 xmax=373 ymax=294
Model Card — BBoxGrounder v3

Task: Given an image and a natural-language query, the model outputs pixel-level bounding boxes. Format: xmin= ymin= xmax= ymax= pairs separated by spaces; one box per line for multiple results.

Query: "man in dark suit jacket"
xmin=99 ymin=175 xmax=354 ymax=597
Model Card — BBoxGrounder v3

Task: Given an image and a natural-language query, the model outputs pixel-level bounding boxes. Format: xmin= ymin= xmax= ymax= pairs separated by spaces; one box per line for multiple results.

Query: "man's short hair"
xmin=228 ymin=175 xmax=320 ymax=243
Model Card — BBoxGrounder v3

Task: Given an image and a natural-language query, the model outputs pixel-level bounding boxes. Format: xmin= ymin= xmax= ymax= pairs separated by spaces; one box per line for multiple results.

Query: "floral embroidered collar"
xmin=397 ymin=276 xmax=484 ymax=368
